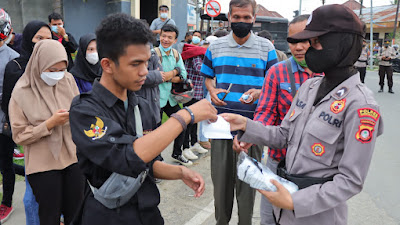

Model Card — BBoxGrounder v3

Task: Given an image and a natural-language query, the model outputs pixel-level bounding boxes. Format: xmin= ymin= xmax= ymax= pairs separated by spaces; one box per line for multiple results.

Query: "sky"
xmin=217 ymin=0 xmax=393 ymax=20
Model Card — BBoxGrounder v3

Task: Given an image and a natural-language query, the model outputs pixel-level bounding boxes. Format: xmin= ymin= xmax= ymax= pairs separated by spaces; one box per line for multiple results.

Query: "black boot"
xmin=389 ymin=87 xmax=394 ymax=94
xmin=378 ymin=86 xmax=383 ymax=92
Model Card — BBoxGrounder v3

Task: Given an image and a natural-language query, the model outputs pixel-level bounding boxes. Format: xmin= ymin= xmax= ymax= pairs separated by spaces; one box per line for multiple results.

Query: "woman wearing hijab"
xmin=9 ymin=39 xmax=85 ymax=225
xmin=2 ymin=20 xmax=52 ymax=224
xmin=70 ymin=33 xmax=101 ymax=93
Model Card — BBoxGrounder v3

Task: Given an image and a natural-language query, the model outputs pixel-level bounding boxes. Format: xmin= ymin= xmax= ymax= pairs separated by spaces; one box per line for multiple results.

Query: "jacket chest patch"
xmin=330 ymin=99 xmax=346 ymax=114
xmin=296 ymin=99 xmax=306 ymax=109
xmin=318 ymin=111 xmax=343 ymax=128
xmin=311 ymin=143 xmax=325 ymax=156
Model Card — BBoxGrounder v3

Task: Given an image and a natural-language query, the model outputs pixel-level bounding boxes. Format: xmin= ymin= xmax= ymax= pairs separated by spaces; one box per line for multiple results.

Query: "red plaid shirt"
xmin=254 ymin=57 xmax=324 ymax=161
xmin=184 ymin=55 xmax=204 ymax=100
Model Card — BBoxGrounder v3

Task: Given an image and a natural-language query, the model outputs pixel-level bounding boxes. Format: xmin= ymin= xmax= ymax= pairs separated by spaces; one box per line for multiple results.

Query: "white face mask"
xmin=86 ymin=52 xmax=99 ymax=65
xmin=160 ymin=13 xmax=168 ymax=19
xmin=4 ymin=34 xmax=13 ymax=45
xmin=40 ymin=71 xmax=65 ymax=86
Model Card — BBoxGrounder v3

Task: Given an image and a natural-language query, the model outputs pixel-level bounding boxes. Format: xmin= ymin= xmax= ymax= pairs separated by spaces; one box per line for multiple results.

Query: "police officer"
xmin=69 ymin=14 xmax=217 ymax=225
xmin=221 ymin=5 xmax=383 ymax=225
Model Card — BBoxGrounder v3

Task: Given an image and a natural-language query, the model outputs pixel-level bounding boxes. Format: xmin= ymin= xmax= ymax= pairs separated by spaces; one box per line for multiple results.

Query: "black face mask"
xmin=305 ymin=46 xmax=340 ymax=74
xmin=231 ymin=22 xmax=253 ymax=38
xmin=187 ymin=39 xmax=192 ymax=44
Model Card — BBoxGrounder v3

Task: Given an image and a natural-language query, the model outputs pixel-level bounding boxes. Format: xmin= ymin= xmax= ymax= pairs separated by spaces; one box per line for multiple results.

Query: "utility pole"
xmin=369 ymin=0 xmax=374 ymax=70
xmin=196 ymin=0 xmax=199 ymax=30
xmin=392 ymin=0 xmax=400 ymax=42
xmin=360 ymin=0 xmax=363 ymax=17
xmin=299 ymin=0 xmax=302 ymax=15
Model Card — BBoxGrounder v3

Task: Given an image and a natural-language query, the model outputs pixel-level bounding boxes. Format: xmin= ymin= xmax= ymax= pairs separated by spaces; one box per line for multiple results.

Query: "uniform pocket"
xmin=280 ymin=82 xmax=300 ymax=94
xmin=300 ymin=119 xmax=342 ymax=166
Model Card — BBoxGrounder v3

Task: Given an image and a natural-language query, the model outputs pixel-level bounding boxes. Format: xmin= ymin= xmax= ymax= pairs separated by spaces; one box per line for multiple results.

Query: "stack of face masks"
xmin=237 ymin=151 xmax=298 ymax=194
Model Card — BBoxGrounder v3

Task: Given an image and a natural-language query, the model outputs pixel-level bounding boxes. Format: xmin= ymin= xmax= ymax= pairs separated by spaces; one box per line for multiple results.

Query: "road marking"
xmin=184 ymin=200 xmax=214 ymax=225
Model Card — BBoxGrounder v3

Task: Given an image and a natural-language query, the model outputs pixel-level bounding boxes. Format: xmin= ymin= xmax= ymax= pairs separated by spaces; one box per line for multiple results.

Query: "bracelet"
xmin=183 ymin=107 xmax=195 ymax=125
xmin=171 ymin=113 xmax=187 ymax=131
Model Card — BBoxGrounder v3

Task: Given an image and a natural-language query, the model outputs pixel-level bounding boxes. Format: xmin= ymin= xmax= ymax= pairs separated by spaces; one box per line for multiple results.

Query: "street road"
xmin=4 ymin=71 xmax=400 ymax=225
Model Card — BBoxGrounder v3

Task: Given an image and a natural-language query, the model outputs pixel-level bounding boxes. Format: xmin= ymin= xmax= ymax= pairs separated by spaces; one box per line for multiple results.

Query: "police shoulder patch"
xmin=330 ymin=99 xmax=346 ymax=114
xmin=84 ymin=116 xmax=108 ymax=140
xmin=311 ymin=143 xmax=325 ymax=156
xmin=358 ymin=108 xmax=380 ymax=121
xmin=355 ymin=123 xmax=375 ymax=143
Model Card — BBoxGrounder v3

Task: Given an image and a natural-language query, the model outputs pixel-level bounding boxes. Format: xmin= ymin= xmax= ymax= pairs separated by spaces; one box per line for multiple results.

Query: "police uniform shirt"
xmin=237 ymin=74 xmax=383 ymax=225
xmin=69 ymin=80 xmax=163 ymax=225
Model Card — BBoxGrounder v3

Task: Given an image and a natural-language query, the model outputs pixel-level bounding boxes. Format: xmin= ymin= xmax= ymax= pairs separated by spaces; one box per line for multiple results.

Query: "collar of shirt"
xmin=91 ymin=79 xmax=139 ymax=108
xmin=227 ymin=31 xmax=256 ymax=48
xmin=309 ymin=73 xmax=360 ymax=100
xmin=289 ymin=56 xmax=305 ymax=73
xmin=160 ymin=47 xmax=175 ymax=57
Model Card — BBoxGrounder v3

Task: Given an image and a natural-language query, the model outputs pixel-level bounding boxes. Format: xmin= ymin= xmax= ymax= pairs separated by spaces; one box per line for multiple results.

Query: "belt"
xmin=276 ymin=159 xmax=334 ymax=189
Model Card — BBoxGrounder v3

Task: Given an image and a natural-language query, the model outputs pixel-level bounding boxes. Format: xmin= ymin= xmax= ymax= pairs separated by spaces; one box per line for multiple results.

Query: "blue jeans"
xmin=24 ymin=176 xmax=40 ymax=225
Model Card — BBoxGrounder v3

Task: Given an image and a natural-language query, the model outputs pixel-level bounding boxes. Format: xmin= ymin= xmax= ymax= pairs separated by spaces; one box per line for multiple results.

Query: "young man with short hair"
xmin=150 ymin=5 xmax=176 ymax=47
xmin=200 ymin=0 xmax=278 ymax=224
xmin=69 ymin=13 xmax=217 ymax=225
xmin=155 ymin=24 xmax=197 ymax=165
xmin=48 ymin=12 xmax=77 ymax=71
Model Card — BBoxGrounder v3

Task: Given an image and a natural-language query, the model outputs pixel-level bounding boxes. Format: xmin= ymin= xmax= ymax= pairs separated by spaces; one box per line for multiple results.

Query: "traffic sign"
xmin=205 ymin=0 xmax=221 ymax=18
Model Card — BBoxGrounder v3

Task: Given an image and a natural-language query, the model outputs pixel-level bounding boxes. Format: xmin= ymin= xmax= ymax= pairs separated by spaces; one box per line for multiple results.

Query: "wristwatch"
xmin=63 ymin=34 xmax=68 ymax=39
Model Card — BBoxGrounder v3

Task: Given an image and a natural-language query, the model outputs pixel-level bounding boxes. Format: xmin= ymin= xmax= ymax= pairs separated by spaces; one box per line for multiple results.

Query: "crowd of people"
xmin=0 ymin=0 xmax=387 ymax=224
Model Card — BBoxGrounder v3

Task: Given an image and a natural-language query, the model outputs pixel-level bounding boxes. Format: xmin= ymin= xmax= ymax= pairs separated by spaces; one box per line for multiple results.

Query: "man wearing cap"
xmin=150 ymin=5 xmax=176 ymax=47
xmin=220 ymin=4 xmax=383 ymax=225
xmin=252 ymin=14 xmax=323 ymax=225
xmin=378 ymin=40 xmax=395 ymax=93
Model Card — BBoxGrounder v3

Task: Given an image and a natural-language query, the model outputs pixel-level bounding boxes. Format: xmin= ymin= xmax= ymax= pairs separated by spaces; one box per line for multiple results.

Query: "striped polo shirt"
xmin=200 ymin=31 xmax=278 ymax=118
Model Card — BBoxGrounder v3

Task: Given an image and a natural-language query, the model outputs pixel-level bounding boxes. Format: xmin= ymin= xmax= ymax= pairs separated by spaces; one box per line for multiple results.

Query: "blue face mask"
xmin=160 ymin=13 xmax=168 ymax=19
xmin=160 ymin=44 xmax=172 ymax=52
xmin=51 ymin=25 xmax=58 ymax=33
xmin=192 ymin=36 xmax=201 ymax=45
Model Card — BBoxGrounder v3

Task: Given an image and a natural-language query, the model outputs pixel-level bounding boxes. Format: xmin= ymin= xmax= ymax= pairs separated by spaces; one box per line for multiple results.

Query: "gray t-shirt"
xmin=149 ymin=18 xmax=176 ymax=41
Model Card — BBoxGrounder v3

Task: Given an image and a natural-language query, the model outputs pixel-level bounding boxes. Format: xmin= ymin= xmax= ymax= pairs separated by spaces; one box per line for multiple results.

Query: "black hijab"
xmin=70 ymin=33 xmax=101 ymax=83
xmin=18 ymin=20 xmax=50 ymax=68
xmin=305 ymin=32 xmax=363 ymax=105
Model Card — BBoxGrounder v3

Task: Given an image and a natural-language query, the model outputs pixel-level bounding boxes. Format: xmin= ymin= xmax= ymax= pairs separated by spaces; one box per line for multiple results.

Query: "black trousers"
xmin=160 ymin=102 xmax=185 ymax=156
xmin=28 ymin=163 xmax=85 ymax=225
xmin=356 ymin=67 xmax=366 ymax=83
xmin=183 ymin=99 xmax=198 ymax=149
xmin=379 ymin=65 xmax=393 ymax=88
xmin=0 ymin=134 xmax=25 ymax=207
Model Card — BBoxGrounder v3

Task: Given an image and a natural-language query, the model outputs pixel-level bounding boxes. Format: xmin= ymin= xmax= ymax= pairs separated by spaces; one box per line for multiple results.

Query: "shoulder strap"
xmin=172 ymin=49 xmax=179 ymax=63
xmin=285 ymin=59 xmax=297 ymax=99
xmin=154 ymin=47 xmax=162 ymax=63
xmin=13 ymin=59 xmax=22 ymax=70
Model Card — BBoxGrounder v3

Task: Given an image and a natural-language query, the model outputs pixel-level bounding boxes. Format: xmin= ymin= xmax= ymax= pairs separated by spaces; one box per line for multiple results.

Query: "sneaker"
xmin=191 ymin=143 xmax=209 ymax=154
xmin=183 ymin=148 xmax=198 ymax=160
xmin=199 ymin=141 xmax=211 ymax=150
xmin=0 ymin=204 xmax=14 ymax=223
xmin=171 ymin=154 xmax=193 ymax=166
xmin=13 ymin=148 xmax=24 ymax=160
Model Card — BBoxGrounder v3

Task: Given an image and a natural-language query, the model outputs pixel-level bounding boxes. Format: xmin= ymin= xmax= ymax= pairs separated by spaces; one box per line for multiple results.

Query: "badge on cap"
xmin=355 ymin=123 xmax=374 ymax=143
xmin=330 ymin=99 xmax=346 ymax=114
xmin=311 ymin=143 xmax=325 ymax=156
xmin=84 ymin=117 xmax=108 ymax=140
